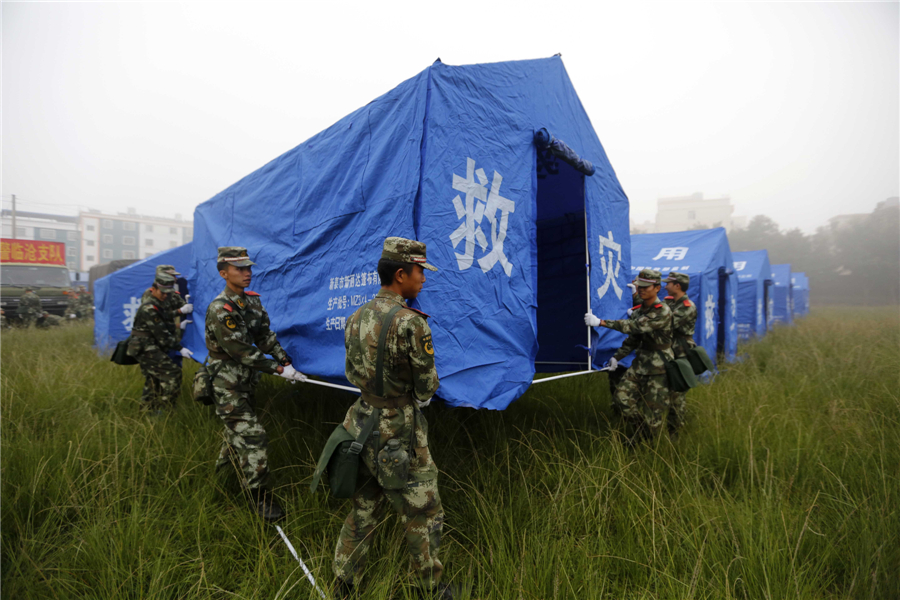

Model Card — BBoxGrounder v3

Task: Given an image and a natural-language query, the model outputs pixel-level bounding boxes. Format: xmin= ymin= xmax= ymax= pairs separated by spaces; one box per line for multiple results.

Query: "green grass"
xmin=2 ymin=308 xmax=898 ymax=599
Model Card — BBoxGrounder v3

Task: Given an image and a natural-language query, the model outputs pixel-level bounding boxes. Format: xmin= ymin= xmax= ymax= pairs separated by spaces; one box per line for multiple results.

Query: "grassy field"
xmin=2 ymin=308 xmax=898 ymax=599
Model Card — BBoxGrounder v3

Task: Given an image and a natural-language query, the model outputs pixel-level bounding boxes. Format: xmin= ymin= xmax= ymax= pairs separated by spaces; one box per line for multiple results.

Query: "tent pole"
xmin=584 ymin=204 xmax=591 ymax=371
xmin=533 ymin=367 xmax=610 ymax=385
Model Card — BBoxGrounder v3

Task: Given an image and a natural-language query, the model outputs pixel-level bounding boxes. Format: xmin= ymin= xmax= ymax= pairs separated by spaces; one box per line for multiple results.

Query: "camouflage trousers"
xmin=212 ymin=366 xmax=269 ymax=491
xmin=135 ymin=348 xmax=182 ymax=411
xmin=612 ymin=371 xmax=670 ymax=438
xmin=334 ymin=401 xmax=444 ymax=588
xmin=668 ymin=390 xmax=687 ymax=433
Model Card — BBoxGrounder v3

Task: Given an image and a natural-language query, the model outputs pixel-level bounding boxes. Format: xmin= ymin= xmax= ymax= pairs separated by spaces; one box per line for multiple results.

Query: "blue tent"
xmin=94 ymin=243 xmax=194 ymax=351
xmin=732 ymin=250 xmax=772 ymax=340
xmin=186 ymin=57 xmax=631 ymax=410
xmin=625 ymin=228 xmax=738 ymax=365
xmin=770 ymin=264 xmax=793 ymax=325
xmin=791 ymin=272 xmax=809 ymax=317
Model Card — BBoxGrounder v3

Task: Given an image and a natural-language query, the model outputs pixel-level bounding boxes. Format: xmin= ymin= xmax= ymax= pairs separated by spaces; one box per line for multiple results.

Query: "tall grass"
xmin=2 ymin=309 xmax=898 ymax=599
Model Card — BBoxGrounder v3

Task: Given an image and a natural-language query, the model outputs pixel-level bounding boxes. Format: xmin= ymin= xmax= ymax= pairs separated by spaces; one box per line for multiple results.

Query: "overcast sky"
xmin=3 ymin=1 xmax=898 ymax=233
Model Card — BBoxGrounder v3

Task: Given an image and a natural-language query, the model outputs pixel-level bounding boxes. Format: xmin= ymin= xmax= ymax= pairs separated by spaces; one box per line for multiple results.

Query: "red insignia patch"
xmin=152 ymin=305 xmax=159 ymax=311
xmin=406 ymin=307 xmax=431 ymax=318
xmin=632 ymin=304 xmax=642 ymax=310
xmin=654 ymin=303 xmax=662 ymax=308
xmin=223 ymin=304 xmax=233 ymax=312
xmin=684 ymin=300 xmax=691 ymax=307
xmin=245 ymin=290 xmax=260 ymax=296
xmin=664 ymin=296 xmax=674 ymax=300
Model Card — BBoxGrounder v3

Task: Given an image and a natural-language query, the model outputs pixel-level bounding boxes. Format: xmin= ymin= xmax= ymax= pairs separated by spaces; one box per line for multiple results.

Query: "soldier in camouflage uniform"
xmin=16 ymin=287 xmax=42 ymax=328
xmin=127 ymin=273 xmax=190 ymax=412
xmin=37 ymin=312 xmax=63 ymax=328
xmin=141 ymin=265 xmax=189 ymax=321
xmin=77 ymin=285 xmax=94 ymax=319
xmin=664 ymin=272 xmax=697 ymax=438
xmin=65 ymin=288 xmax=82 ymax=320
xmin=586 ymin=269 xmax=674 ymax=442
xmin=332 ymin=237 xmax=450 ymax=600
xmin=205 ymin=247 xmax=301 ymax=522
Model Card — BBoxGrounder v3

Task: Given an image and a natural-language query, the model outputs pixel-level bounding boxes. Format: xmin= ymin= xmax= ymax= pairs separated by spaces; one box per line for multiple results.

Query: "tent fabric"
xmin=186 ymin=57 xmax=631 ymax=410
xmin=732 ymin=250 xmax=772 ymax=340
xmin=791 ymin=272 xmax=809 ymax=317
xmin=624 ymin=228 xmax=738 ymax=366
xmin=770 ymin=264 xmax=793 ymax=325
xmin=93 ymin=243 xmax=193 ymax=351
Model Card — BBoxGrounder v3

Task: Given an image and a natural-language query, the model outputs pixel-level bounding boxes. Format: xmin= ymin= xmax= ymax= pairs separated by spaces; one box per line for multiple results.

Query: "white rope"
xmin=299 ymin=378 xmax=360 ymax=394
xmin=275 ymin=525 xmax=327 ymax=599
xmin=531 ymin=366 xmax=611 ymax=385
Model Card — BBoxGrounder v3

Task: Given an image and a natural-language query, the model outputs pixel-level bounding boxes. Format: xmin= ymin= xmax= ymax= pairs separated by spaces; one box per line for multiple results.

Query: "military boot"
xmin=332 ymin=578 xmax=355 ymax=599
xmin=248 ymin=488 xmax=285 ymax=522
xmin=418 ymin=582 xmax=454 ymax=600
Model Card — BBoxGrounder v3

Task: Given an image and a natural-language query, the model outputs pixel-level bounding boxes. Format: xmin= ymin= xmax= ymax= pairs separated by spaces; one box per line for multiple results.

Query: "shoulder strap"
xmin=375 ymin=304 xmax=405 ymax=397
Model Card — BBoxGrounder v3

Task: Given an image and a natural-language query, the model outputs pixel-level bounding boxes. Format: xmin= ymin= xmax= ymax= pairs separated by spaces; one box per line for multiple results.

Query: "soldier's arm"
xmin=251 ymin=304 xmax=290 ymax=364
xmin=671 ymin=306 xmax=689 ymax=337
xmin=613 ymin=333 xmax=640 ymax=362
xmin=404 ymin=315 xmax=439 ymax=401
xmin=145 ymin=307 xmax=181 ymax=351
xmin=603 ymin=309 xmax=668 ymax=336
xmin=211 ymin=304 xmax=280 ymax=373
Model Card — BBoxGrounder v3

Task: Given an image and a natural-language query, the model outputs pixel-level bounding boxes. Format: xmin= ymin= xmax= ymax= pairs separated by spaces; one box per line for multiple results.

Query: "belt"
xmin=131 ymin=330 xmax=151 ymax=338
xmin=360 ymin=392 xmax=413 ymax=409
xmin=208 ymin=350 xmax=231 ymax=361
xmin=641 ymin=342 xmax=672 ymax=352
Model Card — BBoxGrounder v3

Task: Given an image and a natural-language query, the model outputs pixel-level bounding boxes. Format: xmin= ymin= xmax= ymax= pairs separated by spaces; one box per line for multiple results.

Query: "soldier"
xmin=663 ymin=272 xmax=696 ymax=439
xmin=205 ymin=247 xmax=302 ymax=522
xmin=585 ymin=269 xmax=674 ymax=443
xmin=607 ymin=278 xmax=640 ymax=397
xmin=127 ymin=273 xmax=193 ymax=413
xmin=332 ymin=237 xmax=449 ymax=600
xmin=77 ymin=285 xmax=94 ymax=319
xmin=142 ymin=265 xmax=191 ymax=322
xmin=16 ymin=286 xmax=42 ymax=328
xmin=64 ymin=288 xmax=81 ymax=320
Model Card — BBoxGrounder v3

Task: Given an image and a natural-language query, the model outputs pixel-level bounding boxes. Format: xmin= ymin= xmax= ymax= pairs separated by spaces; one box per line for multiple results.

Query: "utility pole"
xmin=11 ymin=194 xmax=17 ymax=239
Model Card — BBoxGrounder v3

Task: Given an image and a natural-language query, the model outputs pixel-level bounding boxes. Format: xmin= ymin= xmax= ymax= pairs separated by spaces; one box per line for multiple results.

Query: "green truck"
xmin=1 ymin=238 xmax=72 ymax=319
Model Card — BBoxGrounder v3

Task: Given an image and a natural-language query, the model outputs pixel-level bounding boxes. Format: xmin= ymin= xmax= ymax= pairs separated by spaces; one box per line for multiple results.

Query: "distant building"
xmin=829 ymin=197 xmax=899 ymax=230
xmin=1 ymin=210 xmax=81 ymax=271
xmin=79 ymin=208 xmax=193 ymax=270
xmin=654 ymin=192 xmax=746 ymax=233
xmin=2 ymin=206 xmax=192 ymax=272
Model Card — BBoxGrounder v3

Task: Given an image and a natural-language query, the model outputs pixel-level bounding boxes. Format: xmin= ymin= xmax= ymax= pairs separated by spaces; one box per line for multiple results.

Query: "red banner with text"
xmin=0 ymin=238 xmax=67 ymax=266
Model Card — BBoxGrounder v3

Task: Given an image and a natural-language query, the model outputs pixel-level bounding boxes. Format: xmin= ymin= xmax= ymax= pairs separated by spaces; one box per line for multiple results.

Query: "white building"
xmin=79 ymin=208 xmax=193 ymax=271
xmin=1 ymin=210 xmax=82 ymax=271
xmin=654 ymin=192 xmax=746 ymax=233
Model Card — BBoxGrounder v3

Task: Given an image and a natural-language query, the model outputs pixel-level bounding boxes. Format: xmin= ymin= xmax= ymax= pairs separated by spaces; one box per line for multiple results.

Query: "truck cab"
xmin=1 ymin=239 xmax=72 ymax=318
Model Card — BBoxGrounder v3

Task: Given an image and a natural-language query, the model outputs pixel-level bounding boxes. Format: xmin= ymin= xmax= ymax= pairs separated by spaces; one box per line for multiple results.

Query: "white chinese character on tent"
xmin=449 ymin=158 xmax=516 ymax=276
xmin=730 ymin=296 xmax=737 ymax=332
xmin=596 ymin=231 xmax=623 ymax=300
xmin=767 ymin=297 xmax=775 ymax=325
xmin=122 ymin=296 xmax=142 ymax=332
xmin=704 ymin=294 xmax=716 ymax=339
xmin=757 ymin=299 xmax=763 ymax=327
xmin=733 ymin=261 xmax=746 ymax=271
xmin=652 ymin=247 xmax=689 ymax=261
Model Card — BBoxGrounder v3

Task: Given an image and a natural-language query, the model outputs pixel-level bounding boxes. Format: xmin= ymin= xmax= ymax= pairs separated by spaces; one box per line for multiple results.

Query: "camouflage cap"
xmin=154 ymin=272 xmax=176 ymax=291
xmin=635 ymin=268 xmax=662 ymax=287
xmin=664 ymin=272 xmax=689 ymax=286
xmin=217 ymin=246 xmax=255 ymax=268
xmin=381 ymin=237 xmax=437 ymax=272
xmin=156 ymin=264 xmax=181 ymax=277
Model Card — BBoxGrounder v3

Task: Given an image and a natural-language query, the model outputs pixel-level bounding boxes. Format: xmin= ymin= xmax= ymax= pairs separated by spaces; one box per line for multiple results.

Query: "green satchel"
xmin=665 ymin=358 xmax=698 ymax=393
xmin=110 ymin=339 xmax=138 ymax=366
xmin=309 ymin=303 xmax=404 ymax=498
xmin=680 ymin=338 xmax=715 ymax=375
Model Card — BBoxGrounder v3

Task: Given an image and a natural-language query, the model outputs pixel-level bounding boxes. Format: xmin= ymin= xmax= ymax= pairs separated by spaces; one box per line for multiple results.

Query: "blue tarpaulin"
xmin=624 ymin=228 xmax=738 ymax=366
xmin=186 ymin=57 xmax=631 ymax=410
xmin=732 ymin=250 xmax=772 ymax=340
xmin=770 ymin=264 xmax=793 ymax=325
xmin=94 ymin=243 xmax=194 ymax=351
xmin=791 ymin=272 xmax=809 ymax=317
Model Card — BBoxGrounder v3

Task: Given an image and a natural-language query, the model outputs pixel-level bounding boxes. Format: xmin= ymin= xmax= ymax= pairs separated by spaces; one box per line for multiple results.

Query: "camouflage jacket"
xmin=603 ymin=297 xmax=674 ymax=375
xmin=665 ymin=295 xmax=697 ymax=359
xmin=204 ymin=286 xmax=288 ymax=376
xmin=141 ymin=288 xmax=185 ymax=319
xmin=345 ymin=289 xmax=439 ymax=401
xmin=131 ymin=295 xmax=181 ymax=352
xmin=16 ymin=291 xmax=42 ymax=317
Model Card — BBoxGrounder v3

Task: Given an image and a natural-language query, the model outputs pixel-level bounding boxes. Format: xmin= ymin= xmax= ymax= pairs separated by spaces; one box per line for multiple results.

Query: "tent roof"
xmin=630 ymin=227 xmax=733 ymax=276
xmin=771 ymin=264 xmax=792 ymax=286
xmin=732 ymin=250 xmax=772 ymax=283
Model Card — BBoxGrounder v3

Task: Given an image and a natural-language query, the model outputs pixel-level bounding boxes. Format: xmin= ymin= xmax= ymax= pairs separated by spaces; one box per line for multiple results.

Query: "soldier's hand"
xmin=179 ymin=319 xmax=193 ymax=330
xmin=627 ymin=283 xmax=637 ymax=295
xmin=178 ymin=304 xmax=193 ymax=315
xmin=416 ymin=397 xmax=432 ymax=409
xmin=178 ymin=347 xmax=194 ymax=358
xmin=626 ymin=308 xmax=635 ymax=317
xmin=277 ymin=364 xmax=308 ymax=383
xmin=584 ymin=312 xmax=601 ymax=327
xmin=604 ymin=357 xmax=618 ymax=371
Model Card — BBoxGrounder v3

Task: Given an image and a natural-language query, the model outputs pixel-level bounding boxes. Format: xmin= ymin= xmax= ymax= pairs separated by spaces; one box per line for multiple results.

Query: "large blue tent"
xmin=94 ymin=243 xmax=194 ymax=351
xmin=770 ymin=264 xmax=793 ymax=325
xmin=625 ymin=228 xmax=738 ymax=365
xmin=791 ymin=272 xmax=809 ymax=317
xmin=185 ymin=57 xmax=631 ymax=410
xmin=732 ymin=250 xmax=772 ymax=340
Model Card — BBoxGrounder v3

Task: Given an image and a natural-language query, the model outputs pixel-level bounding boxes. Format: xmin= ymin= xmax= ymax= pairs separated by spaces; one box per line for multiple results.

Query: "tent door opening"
xmin=534 ymin=151 xmax=589 ymax=374
xmin=716 ymin=268 xmax=727 ymax=358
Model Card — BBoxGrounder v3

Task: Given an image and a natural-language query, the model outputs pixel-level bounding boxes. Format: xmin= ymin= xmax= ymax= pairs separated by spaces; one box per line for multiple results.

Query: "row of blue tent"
xmin=93 ymin=56 xmax=809 ymax=412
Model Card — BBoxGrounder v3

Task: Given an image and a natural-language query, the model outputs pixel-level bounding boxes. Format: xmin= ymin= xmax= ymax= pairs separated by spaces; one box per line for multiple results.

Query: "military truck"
xmin=1 ymin=238 xmax=72 ymax=318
